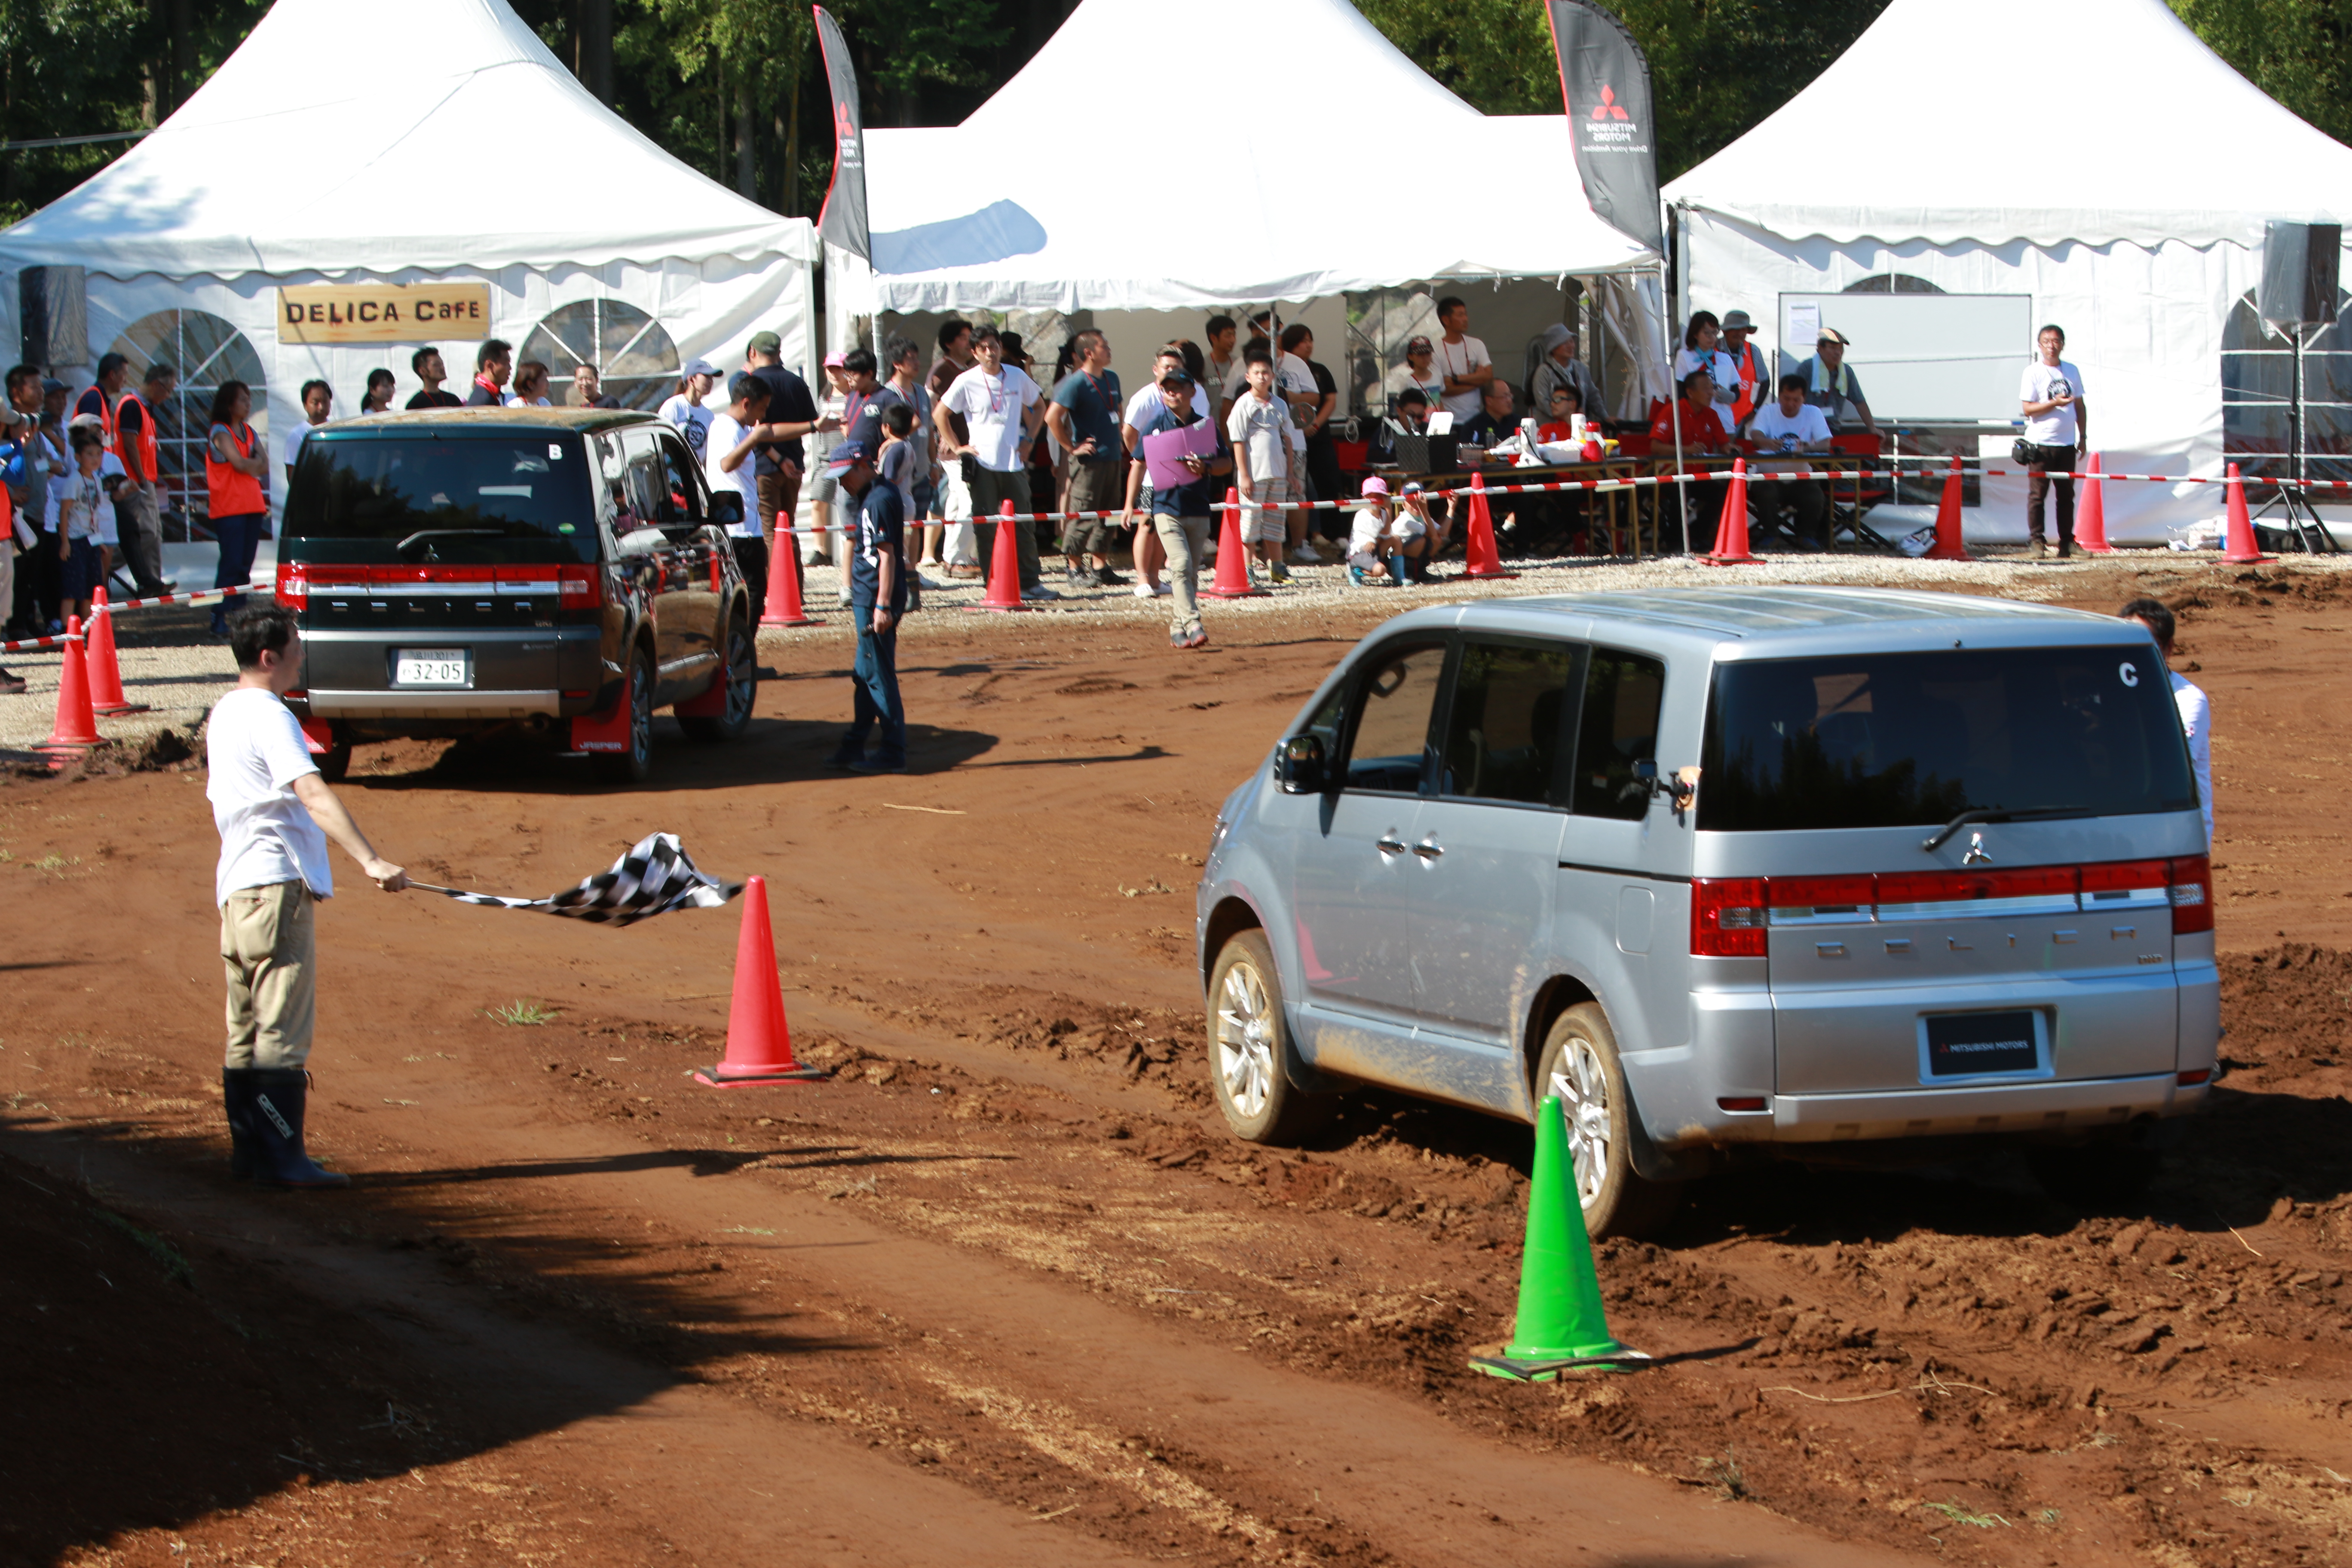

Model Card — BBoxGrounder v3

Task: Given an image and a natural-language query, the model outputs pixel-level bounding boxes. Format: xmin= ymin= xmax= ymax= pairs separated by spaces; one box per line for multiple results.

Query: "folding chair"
xmin=1827 ymin=432 xmax=1896 ymax=550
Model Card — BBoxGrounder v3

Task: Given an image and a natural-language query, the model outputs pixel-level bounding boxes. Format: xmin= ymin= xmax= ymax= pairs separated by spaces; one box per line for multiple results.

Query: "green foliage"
xmin=2168 ymin=0 xmax=2352 ymax=144
xmin=25 ymin=0 xmax=2351 ymax=239
xmin=1354 ymin=0 xmax=1893 ymax=181
xmin=0 ymin=0 xmax=267 ymax=224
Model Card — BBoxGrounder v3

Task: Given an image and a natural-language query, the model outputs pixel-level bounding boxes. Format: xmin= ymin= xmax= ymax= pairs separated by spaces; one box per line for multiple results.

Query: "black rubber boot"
xmin=248 ymin=1068 xmax=350 ymax=1188
xmin=222 ymin=1068 xmax=260 ymax=1179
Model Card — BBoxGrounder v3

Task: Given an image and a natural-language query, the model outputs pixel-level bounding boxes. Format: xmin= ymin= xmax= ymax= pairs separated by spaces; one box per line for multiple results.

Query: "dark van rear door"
xmin=284 ymin=429 xmax=600 ymax=706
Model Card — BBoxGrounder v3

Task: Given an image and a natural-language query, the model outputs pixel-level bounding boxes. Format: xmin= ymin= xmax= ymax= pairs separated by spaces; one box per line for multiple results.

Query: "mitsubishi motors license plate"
xmin=394 ymin=649 xmax=469 ymax=686
xmin=1923 ymin=1010 xmax=2041 ymax=1077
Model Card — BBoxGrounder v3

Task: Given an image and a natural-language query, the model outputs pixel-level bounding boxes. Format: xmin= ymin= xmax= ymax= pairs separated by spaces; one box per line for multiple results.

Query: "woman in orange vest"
xmin=204 ymin=381 xmax=270 ymax=638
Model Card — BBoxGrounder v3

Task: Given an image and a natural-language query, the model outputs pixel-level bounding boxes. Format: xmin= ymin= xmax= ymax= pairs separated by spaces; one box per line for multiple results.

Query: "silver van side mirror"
xmin=1277 ymin=734 xmax=1328 ymax=795
xmin=707 ymin=491 xmax=746 ymax=528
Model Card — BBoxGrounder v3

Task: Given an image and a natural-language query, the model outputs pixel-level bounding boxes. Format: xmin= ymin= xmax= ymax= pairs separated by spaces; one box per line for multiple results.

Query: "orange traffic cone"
xmin=968 ymin=500 xmax=1032 ymax=612
xmin=1202 ymin=487 xmax=1268 ymax=598
xmin=1923 ymin=456 xmax=1969 ymax=560
xmin=694 ymin=876 xmax=827 ymax=1087
xmin=761 ymin=521 xmax=818 ymax=626
xmin=84 ymin=590 xmax=147 ymax=716
xmin=38 ymin=615 xmax=105 ymax=766
xmin=2221 ymin=462 xmax=2273 ymax=563
xmin=2072 ymin=451 xmax=2115 ymax=554
xmin=1701 ymin=459 xmax=1754 ymax=564
xmin=1462 ymin=469 xmax=1518 ymax=579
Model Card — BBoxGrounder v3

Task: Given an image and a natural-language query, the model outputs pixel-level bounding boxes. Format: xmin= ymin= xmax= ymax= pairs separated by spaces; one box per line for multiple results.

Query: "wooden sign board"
xmin=278 ymin=283 xmax=491 ymax=345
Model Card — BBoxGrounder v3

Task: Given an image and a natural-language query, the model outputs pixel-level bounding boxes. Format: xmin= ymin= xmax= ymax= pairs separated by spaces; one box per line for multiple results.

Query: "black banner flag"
xmin=1543 ymin=1 xmax=1663 ymax=254
xmin=812 ymin=6 xmax=868 ymax=264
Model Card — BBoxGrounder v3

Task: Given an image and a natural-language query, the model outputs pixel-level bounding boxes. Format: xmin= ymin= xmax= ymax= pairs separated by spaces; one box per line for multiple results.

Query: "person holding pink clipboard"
xmin=1122 ymin=367 xmax=1232 ymax=651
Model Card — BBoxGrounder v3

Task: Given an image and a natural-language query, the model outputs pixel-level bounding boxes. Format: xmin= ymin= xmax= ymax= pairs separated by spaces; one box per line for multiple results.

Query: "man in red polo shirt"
xmin=1651 ymin=368 xmax=1734 ymax=554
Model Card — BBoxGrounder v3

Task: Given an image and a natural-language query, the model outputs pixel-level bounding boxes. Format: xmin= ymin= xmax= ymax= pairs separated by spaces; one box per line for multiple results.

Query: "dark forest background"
xmin=0 ymin=0 xmax=2341 ymax=227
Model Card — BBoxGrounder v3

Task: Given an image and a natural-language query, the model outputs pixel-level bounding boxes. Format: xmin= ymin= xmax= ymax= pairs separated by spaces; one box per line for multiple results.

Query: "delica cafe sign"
xmin=278 ymin=282 xmax=490 ymax=344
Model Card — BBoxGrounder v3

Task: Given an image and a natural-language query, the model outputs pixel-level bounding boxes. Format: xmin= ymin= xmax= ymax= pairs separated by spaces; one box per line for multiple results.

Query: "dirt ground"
xmin=6 ymin=555 xmax=2352 ymax=1568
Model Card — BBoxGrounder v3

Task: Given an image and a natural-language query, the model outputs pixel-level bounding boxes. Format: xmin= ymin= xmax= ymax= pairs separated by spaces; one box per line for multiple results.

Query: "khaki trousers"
xmin=221 ymin=879 xmax=316 ymax=1069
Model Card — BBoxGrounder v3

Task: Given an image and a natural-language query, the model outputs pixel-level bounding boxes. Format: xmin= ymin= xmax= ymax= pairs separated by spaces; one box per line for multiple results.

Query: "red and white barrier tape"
xmin=0 ymin=581 xmax=270 ymax=654
xmin=778 ymin=462 xmax=2339 ymax=524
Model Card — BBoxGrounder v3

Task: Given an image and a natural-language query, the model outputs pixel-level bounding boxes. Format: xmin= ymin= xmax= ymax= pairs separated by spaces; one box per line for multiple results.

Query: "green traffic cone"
xmin=1470 ymin=1094 xmax=1645 ymax=1381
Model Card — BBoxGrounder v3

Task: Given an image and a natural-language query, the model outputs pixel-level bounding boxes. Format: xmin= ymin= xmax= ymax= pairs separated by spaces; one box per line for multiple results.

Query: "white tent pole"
xmin=1657 ymin=258 xmax=1688 ymax=556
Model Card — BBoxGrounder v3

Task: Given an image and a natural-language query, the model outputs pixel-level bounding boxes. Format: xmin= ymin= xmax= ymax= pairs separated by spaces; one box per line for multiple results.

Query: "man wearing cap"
xmin=1718 ymin=310 xmax=1766 ymax=431
xmin=1530 ymin=325 xmax=1605 ymax=434
xmin=1123 ymin=366 xmax=1231 ymax=650
xmin=1798 ymin=329 xmax=1876 ymax=434
xmin=825 ymin=438 xmax=909 ymax=773
xmin=1386 ymin=335 xmax=1446 ymax=413
xmin=744 ymin=331 xmax=827 ymax=595
xmin=659 ymin=360 xmax=719 ymax=461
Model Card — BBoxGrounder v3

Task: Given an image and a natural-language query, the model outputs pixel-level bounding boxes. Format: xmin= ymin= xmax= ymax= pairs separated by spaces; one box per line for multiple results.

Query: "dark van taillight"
xmin=1692 ymin=878 xmax=1766 ymax=957
xmin=2167 ymin=854 xmax=2214 ymax=934
xmin=555 ymin=564 xmax=603 ymax=608
xmin=274 ymin=560 xmax=601 ymax=609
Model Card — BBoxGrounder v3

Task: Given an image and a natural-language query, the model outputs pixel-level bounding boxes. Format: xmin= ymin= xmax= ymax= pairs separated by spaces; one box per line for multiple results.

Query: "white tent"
xmin=0 ymin=0 xmax=816 ymax=522
xmin=844 ymin=0 xmax=1651 ymax=312
xmin=1663 ymin=0 xmax=2352 ymax=543
xmin=829 ymin=0 xmax=1664 ymax=418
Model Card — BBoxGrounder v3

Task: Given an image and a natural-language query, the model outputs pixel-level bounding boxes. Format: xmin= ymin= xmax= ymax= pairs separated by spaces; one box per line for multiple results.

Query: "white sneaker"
xmin=1288 ymin=545 xmax=1320 ymax=565
xmin=1132 ymin=580 xmax=1157 ymax=599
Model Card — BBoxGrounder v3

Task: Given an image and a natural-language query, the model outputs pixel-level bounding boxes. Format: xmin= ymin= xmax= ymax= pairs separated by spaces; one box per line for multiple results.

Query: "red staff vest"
xmin=204 ymin=422 xmax=264 ymax=517
xmin=1727 ymin=340 xmax=1764 ymax=428
xmin=118 ymin=389 xmax=159 ymax=483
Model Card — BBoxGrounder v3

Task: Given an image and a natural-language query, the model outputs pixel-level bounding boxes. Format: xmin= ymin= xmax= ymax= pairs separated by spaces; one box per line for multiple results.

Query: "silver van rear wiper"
xmin=1920 ymin=805 xmax=2092 ymax=854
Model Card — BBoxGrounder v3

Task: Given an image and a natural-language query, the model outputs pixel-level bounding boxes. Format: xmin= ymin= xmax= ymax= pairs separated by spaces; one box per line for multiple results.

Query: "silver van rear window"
xmin=1698 ymin=646 xmax=2197 ymax=832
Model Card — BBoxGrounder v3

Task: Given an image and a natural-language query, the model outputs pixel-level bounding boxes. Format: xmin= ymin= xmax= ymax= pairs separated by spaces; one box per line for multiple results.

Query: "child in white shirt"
xmin=1346 ymin=477 xmax=1427 ymax=585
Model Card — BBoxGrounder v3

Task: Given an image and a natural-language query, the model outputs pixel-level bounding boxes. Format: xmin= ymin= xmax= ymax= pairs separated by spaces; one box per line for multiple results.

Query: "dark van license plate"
xmin=1924 ymin=1010 xmax=2040 ymax=1076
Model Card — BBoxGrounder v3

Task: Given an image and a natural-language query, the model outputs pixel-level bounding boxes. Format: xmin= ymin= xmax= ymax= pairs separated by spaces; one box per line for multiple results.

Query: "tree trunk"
xmin=169 ymin=0 xmax=193 ymax=111
xmin=734 ymin=74 xmax=754 ymax=198
xmin=577 ymin=0 xmax=612 ymax=104
xmin=782 ymin=49 xmax=802 ymax=216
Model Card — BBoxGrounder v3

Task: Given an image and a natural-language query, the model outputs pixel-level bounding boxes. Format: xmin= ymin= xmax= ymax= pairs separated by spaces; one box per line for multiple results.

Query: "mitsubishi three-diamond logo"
xmin=1590 ymin=84 xmax=1631 ymax=122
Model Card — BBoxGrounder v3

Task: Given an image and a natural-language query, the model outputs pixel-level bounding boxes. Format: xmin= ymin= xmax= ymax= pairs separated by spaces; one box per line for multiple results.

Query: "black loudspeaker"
xmin=2259 ymin=221 xmax=2341 ymax=329
xmin=1389 ymin=432 xmax=1459 ymax=475
xmin=19 ymin=265 xmax=87 ymax=369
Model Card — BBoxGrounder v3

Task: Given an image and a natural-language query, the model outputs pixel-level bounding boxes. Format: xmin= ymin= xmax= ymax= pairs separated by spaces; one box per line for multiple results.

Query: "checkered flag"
xmin=411 ymin=833 xmax=742 ymax=927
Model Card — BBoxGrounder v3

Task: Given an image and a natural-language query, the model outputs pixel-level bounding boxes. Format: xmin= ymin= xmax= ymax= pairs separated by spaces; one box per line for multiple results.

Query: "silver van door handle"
xmin=1411 ymin=838 xmax=1444 ymax=860
xmin=1376 ymin=835 xmax=1408 ymax=856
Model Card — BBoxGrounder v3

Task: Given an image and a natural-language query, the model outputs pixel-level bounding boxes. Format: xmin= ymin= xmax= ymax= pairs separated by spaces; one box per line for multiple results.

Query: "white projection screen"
xmin=1779 ymin=292 xmax=2036 ymax=422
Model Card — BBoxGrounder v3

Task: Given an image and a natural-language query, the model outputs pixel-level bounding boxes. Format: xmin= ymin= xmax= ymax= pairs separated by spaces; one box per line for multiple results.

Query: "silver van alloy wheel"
xmin=1215 ymin=958 xmax=1278 ymax=1120
xmin=1548 ymin=1038 xmax=1611 ymax=1208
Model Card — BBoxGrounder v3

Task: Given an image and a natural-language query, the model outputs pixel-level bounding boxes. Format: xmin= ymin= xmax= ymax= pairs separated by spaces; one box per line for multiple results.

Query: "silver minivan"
xmin=1196 ymin=588 xmax=2217 ymax=1235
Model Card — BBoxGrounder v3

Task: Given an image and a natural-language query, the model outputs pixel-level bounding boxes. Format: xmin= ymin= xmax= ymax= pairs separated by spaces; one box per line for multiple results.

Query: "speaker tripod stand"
xmin=2255 ymin=320 xmax=2345 ymax=553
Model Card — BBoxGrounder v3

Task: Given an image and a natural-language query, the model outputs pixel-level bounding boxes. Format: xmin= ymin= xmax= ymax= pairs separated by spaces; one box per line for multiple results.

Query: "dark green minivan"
xmin=276 ymin=408 xmax=757 ymax=782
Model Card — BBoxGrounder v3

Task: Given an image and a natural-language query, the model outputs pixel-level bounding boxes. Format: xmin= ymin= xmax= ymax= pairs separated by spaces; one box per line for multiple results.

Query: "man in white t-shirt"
xmin=706 ymin=372 xmax=789 ymax=609
xmin=208 ymin=603 xmax=407 ymax=1188
xmin=2121 ymin=597 xmax=2212 ymax=848
xmin=286 ymin=379 xmax=332 ymax=485
xmin=658 ymin=359 xmax=719 ymax=462
xmin=1746 ymin=373 xmax=1836 ymax=550
xmin=934 ymin=325 xmax=1053 ymax=600
xmin=2020 ymin=323 xmax=2088 ymax=559
xmin=1433 ymin=296 xmax=1492 ymax=421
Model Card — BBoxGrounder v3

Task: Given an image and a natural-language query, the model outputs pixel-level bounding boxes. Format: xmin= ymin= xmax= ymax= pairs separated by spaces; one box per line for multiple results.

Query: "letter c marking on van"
xmin=2119 ymin=661 xmax=2140 ymax=687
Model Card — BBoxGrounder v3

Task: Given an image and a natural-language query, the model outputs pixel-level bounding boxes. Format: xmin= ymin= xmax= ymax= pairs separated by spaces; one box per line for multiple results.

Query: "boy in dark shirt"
xmin=826 ymin=439 xmax=908 ymax=773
